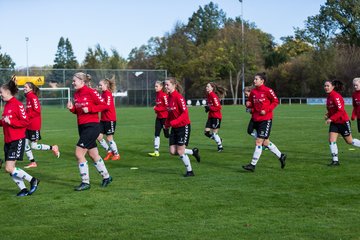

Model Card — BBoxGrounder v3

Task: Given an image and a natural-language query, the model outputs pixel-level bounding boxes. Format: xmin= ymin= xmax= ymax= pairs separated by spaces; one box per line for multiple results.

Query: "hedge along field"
xmin=0 ymin=105 xmax=359 ymax=240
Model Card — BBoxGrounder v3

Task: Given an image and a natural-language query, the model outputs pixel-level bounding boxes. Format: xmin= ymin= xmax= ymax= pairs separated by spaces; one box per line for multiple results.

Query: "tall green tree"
xmin=82 ymin=44 xmax=107 ymax=69
xmin=64 ymin=38 xmax=78 ymax=69
xmin=0 ymin=46 xmax=15 ymax=83
xmin=128 ymin=36 xmax=167 ymax=69
xmin=53 ymin=37 xmax=66 ymax=68
xmin=53 ymin=37 xmax=78 ymax=69
xmin=0 ymin=46 xmax=15 ymax=69
xmin=82 ymin=44 xmax=124 ymax=69
xmin=108 ymin=48 xmax=127 ymax=69
xmin=186 ymin=1 xmax=226 ymax=46
xmin=296 ymin=0 xmax=360 ymax=48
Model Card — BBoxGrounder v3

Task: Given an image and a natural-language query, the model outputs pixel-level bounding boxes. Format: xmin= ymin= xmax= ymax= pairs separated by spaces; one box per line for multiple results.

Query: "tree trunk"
xmin=235 ymin=70 xmax=241 ymax=104
xmin=229 ymin=69 xmax=242 ymax=105
xmin=229 ymin=70 xmax=235 ymax=104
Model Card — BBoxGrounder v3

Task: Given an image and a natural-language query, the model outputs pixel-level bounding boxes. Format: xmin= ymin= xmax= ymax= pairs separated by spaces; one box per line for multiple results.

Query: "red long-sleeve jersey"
xmin=247 ymin=85 xmax=279 ymax=121
xmin=25 ymin=91 xmax=41 ymax=130
xmin=351 ymin=90 xmax=360 ymax=120
xmin=326 ymin=90 xmax=349 ymax=124
xmin=0 ymin=97 xmax=28 ymax=143
xmin=165 ymin=90 xmax=190 ymax=128
xmin=69 ymin=85 xmax=109 ymax=125
xmin=207 ymin=91 xmax=222 ymax=119
xmin=154 ymin=91 xmax=169 ymax=119
xmin=100 ymin=90 xmax=117 ymax=121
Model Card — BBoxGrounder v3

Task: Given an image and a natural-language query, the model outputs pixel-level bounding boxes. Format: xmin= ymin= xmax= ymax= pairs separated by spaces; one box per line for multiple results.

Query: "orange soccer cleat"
xmin=104 ymin=152 xmax=114 ymax=161
xmin=111 ymin=154 xmax=121 ymax=161
xmin=24 ymin=162 xmax=38 ymax=169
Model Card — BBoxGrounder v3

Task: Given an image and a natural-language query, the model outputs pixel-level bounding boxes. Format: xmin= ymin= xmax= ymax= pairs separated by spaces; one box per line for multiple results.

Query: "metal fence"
xmin=0 ymin=68 xmax=167 ymax=107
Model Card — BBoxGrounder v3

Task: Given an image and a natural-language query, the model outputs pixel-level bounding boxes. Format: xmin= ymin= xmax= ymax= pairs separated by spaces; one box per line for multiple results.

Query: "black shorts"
xmin=26 ymin=129 xmax=41 ymax=141
xmin=169 ymin=124 xmax=191 ymax=146
xmin=247 ymin=120 xmax=254 ymax=135
xmin=155 ymin=118 xmax=166 ymax=136
xmin=99 ymin=121 xmax=116 ymax=135
xmin=205 ymin=118 xmax=221 ymax=129
xmin=329 ymin=121 xmax=351 ymax=137
xmin=77 ymin=123 xmax=100 ymax=149
xmin=250 ymin=119 xmax=272 ymax=139
xmin=357 ymin=119 xmax=360 ymax=133
xmin=4 ymin=138 xmax=26 ymax=161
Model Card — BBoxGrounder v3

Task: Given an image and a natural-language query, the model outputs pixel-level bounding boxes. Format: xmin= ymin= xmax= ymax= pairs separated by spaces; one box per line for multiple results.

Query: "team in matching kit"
xmin=1 ymin=72 xmax=359 ymax=196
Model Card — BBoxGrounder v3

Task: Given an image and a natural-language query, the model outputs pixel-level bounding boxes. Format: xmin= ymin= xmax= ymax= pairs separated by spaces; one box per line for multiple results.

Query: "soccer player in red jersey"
xmin=324 ymin=80 xmax=360 ymax=166
xmin=148 ymin=81 xmax=169 ymax=157
xmin=164 ymin=77 xmax=200 ymax=177
xmin=23 ymin=82 xmax=60 ymax=168
xmin=204 ymin=82 xmax=227 ymax=152
xmin=67 ymin=72 xmax=112 ymax=191
xmin=351 ymin=78 xmax=360 ymax=133
xmin=0 ymin=76 xmax=39 ymax=196
xmin=242 ymin=72 xmax=286 ymax=172
xmin=96 ymin=76 xmax=120 ymax=161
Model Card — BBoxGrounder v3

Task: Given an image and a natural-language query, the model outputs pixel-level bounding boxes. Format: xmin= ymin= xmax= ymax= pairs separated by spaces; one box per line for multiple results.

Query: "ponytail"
xmin=1 ymin=75 xmax=19 ymax=96
xmin=25 ymin=82 xmax=40 ymax=96
xmin=165 ymin=77 xmax=183 ymax=94
xmin=255 ymin=72 xmax=267 ymax=83
xmin=155 ymin=80 xmax=166 ymax=93
xmin=101 ymin=75 xmax=116 ymax=93
xmin=331 ymin=80 xmax=344 ymax=92
xmin=208 ymin=82 xmax=227 ymax=99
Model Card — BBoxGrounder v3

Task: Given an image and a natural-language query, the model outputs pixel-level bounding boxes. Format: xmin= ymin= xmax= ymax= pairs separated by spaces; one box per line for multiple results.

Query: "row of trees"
xmin=126 ymin=1 xmax=360 ymax=99
xmin=1 ymin=1 xmax=360 ymax=99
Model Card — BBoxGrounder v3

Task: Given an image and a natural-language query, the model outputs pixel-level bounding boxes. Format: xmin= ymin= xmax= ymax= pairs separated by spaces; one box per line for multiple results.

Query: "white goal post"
xmin=18 ymin=87 xmax=71 ymax=107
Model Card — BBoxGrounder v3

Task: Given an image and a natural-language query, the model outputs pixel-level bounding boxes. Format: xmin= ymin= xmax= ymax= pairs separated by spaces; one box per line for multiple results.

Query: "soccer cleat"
xmin=52 ymin=145 xmax=60 ymax=158
xmin=111 ymin=154 xmax=121 ymax=161
xmin=148 ymin=152 xmax=160 ymax=157
xmin=101 ymin=176 xmax=113 ymax=187
xmin=184 ymin=171 xmax=195 ymax=177
xmin=192 ymin=148 xmax=200 ymax=162
xmin=16 ymin=188 xmax=29 ymax=197
xmin=0 ymin=158 xmax=3 ymax=169
xmin=242 ymin=163 xmax=256 ymax=172
xmin=217 ymin=146 xmax=224 ymax=152
xmin=104 ymin=152 xmax=113 ymax=161
xmin=24 ymin=162 xmax=37 ymax=169
xmin=74 ymin=182 xmax=91 ymax=191
xmin=279 ymin=153 xmax=287 ymax=169
xmin=28 ymin=178 xmax=40 ymax=195
xmin=328 ymin=160 xmax=340 ymax=166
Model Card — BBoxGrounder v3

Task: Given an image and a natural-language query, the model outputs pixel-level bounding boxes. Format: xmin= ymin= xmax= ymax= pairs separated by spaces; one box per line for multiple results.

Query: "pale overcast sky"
xmin=0 ymin=0 xmax=326 ymax=68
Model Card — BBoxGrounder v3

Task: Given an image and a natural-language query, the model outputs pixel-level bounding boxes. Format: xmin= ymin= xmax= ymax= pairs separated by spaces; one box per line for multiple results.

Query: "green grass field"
xmin=0 ymin=105 xmax=359 ymax=240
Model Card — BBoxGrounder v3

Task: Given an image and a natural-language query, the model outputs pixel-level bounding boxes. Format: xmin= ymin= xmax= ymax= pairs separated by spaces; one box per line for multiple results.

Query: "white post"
xmin=240 ymin=0 xmax=245 ymax=105
xmin=25 ymin=37 xmax=29 ymax=76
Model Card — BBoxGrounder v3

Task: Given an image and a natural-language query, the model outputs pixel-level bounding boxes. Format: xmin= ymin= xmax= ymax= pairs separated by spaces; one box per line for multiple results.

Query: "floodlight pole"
xmin=25 ymin=37 xmax=29 ymax=76
xmin=239 ymin=0 xmax=245 ymax=105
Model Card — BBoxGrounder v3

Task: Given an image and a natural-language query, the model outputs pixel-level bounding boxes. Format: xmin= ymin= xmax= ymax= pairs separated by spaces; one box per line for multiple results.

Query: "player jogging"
xmin=351 ymin=77 xmax=360 ymax=133
xmin=204 ymin=82 xmax=226 ymax=152
xmin=23 ymin=82 xmax=60 ymax=168
xmin=67 ymin=72 xmax=113 ymax=191
xmin=0 ymin=76 xmax=39 ymax=196
xmin=242 ymin=72 xmax=287 ymax=172
xmin=97 ymin=76 xmax=120 ymax=161
xmin=164 ymin=77 xmax=200 ymax=177
xmin=324 ymin=79 xmax=360 ymax=166
xmin=148 ymin=81 xmax=169 ymax=157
